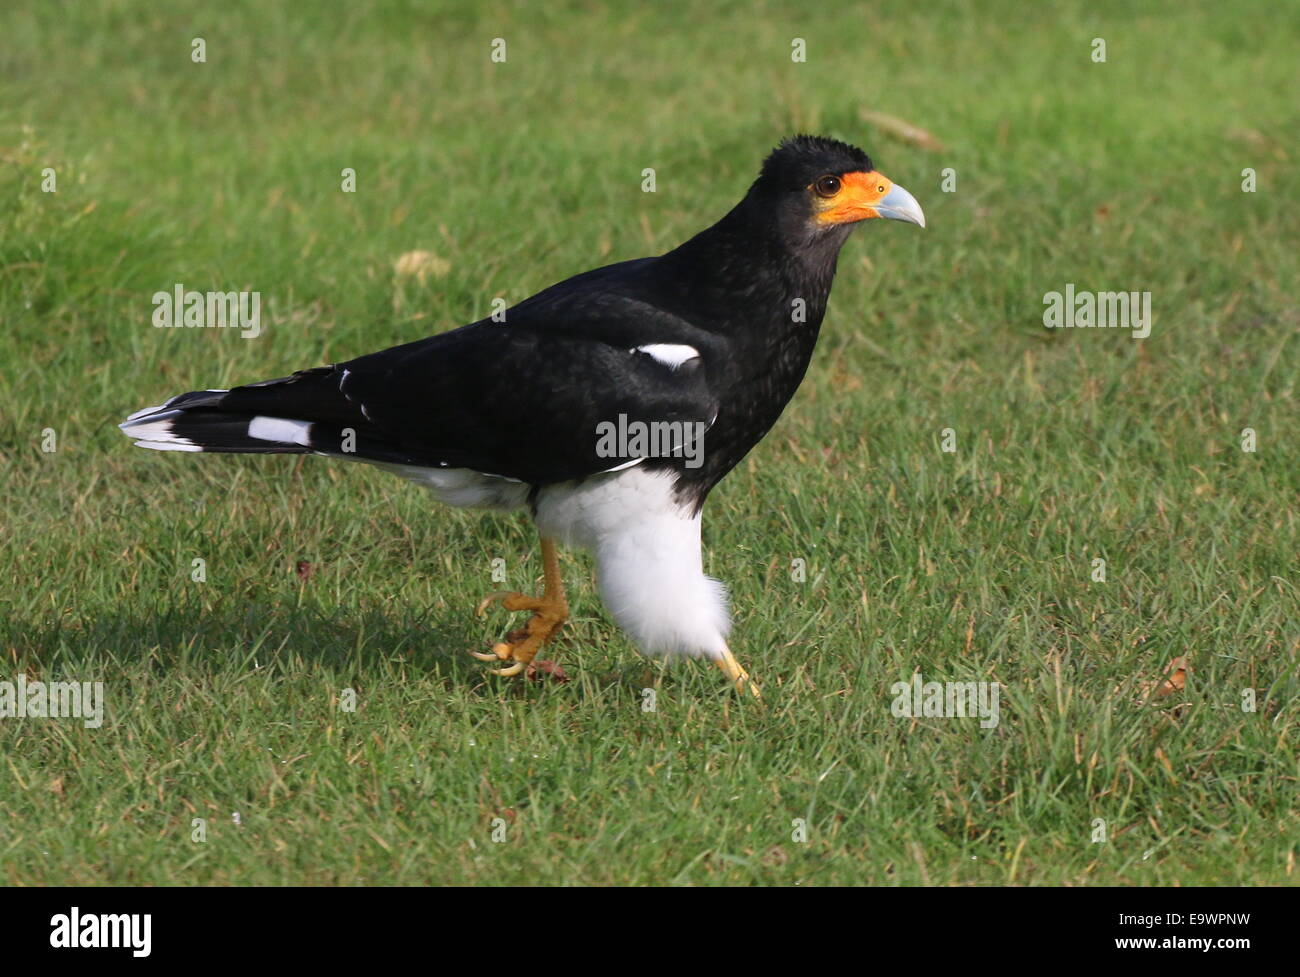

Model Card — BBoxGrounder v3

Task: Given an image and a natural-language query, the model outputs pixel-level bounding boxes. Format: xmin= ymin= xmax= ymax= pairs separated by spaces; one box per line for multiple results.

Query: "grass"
xmin=0 ymin=0 xmax=1296 ymax=885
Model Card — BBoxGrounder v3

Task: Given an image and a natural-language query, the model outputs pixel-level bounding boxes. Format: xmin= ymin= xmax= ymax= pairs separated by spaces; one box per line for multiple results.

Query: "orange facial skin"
xmin=811 ymin=170 xmax=894 ymax=225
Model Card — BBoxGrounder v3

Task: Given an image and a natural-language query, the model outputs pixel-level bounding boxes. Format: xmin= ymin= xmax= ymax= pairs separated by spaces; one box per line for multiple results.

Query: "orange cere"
xmin=814 ymin=170 xmax=893 ymax=225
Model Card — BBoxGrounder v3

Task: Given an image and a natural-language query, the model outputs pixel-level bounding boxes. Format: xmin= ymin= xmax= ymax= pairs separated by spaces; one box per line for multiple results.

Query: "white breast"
xmin=534 ymin=467 xmax=730 ymax=659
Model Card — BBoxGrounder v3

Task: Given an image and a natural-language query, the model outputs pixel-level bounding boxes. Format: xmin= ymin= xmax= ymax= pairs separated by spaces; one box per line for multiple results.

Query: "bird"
xmin=120 ymin=135 xmax=924 ymax=697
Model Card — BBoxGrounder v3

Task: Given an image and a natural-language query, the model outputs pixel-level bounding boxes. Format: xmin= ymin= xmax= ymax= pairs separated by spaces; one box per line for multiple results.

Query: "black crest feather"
xmin=756 ymin=135 xmax=874 ymax=191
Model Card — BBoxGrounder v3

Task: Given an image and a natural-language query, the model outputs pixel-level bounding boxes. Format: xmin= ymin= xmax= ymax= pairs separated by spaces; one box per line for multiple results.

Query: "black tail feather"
xmin=120 ymin=368 xmax=418 ymax=464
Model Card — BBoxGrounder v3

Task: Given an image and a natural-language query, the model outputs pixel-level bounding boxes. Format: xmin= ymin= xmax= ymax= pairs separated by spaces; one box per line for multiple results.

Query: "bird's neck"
xmin=658 ymin=196 xmax=847 ymax=338
xmin=653 ymin=196 xmax=856 ymax=503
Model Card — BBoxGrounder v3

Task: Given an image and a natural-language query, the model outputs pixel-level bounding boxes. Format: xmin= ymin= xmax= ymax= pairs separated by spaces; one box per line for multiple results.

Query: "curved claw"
xmin=470 ymin=642 xmax=512 ymax=662
xmin=718 ymin=647 xmax=762 ymax=700
xmin=471 ymin=557 xmax=568 ymax=681
xmin=476 ymin=591 xmax=516 ymax=617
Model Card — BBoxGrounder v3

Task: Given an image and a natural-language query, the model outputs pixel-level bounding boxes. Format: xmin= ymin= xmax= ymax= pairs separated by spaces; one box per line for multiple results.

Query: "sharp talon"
xmin=470 ymin=643 xmax=512 ymax=661
xmin=731 ymin=672 xmax=762 ymax=699
xmin=473 ymin=539 xmax=569 ymax=683
xmin=476 ymin=591 xmax=515 ymax=616
xmin=717 ymin=647 xmax=762 ymax=700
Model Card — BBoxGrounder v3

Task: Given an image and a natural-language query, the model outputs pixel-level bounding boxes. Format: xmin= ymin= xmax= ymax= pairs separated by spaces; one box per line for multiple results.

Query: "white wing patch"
xmin=247 ymin=416 xmax=313 ymax=446
xmin=633 ymin=343 xmax=700 ymax=370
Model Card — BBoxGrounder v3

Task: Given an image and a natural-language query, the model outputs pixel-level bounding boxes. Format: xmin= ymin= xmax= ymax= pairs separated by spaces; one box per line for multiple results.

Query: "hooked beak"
xmin=813 ymin=170 xmax=926 ymax=229
xmin=874 ymin=182 xmax=925 ymax=228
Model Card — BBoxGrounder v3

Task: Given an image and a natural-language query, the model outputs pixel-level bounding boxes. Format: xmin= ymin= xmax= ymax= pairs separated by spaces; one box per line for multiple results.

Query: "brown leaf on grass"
xmin=295 ymin=560 xmax=317 ymax=581
xmin=393 ymin=249 xmax=450 ymax=283
xmin=858 ymin=109 xmax=945 ymax=152
xmin=1131 ymin=656 xmax=1188 ymax=704
xmin=1154 ymin=747 xmax=1175 ymax=777
xmin=1156 ymin=657 xmax=1188 ymax=696
xmin=1224 ymin=127 xmax=1269 ymax=150
xmin=761 ymin=845 xmax=790 ymax=867
xmin=828 ymin=364 xmax=862 ymax=392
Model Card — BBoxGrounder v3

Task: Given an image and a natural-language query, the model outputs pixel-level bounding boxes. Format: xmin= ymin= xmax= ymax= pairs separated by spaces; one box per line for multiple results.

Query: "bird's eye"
xmin=813 ymin=175 xmax=841 ymax=197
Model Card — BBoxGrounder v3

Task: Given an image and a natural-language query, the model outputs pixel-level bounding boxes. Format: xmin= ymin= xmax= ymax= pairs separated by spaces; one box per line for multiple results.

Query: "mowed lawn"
xmin=1 ymin=0 xmax=1296 ymax=885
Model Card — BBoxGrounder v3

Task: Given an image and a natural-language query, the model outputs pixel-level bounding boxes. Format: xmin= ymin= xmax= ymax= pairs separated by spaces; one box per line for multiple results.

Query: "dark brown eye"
xmin=813 ymin=175 xmax=841 ymax=197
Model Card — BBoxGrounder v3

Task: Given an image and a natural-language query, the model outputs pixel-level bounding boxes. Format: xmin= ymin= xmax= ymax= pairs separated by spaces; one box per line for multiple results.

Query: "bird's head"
xmin=753 ymin=135 xmax=925 ymax=242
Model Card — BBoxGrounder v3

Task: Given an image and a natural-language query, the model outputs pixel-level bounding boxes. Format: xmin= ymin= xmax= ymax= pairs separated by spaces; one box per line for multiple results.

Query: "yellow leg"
xmin=471 ymin=537 xmax=569 ymax=677
xmin=717 ymin=646 xmax=762 ymax=699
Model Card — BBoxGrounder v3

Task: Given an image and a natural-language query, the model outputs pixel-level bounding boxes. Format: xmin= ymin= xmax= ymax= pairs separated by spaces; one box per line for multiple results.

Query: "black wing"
xmin=336 ymin=286 xmax=722 ymax=482
xmin=132 ymin=264 xmax=724 ymax=484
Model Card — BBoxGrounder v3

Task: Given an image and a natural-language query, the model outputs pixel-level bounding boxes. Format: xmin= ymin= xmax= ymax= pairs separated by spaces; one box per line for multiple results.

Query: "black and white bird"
xmin=120 ymin=135 xmax=924 ymax=695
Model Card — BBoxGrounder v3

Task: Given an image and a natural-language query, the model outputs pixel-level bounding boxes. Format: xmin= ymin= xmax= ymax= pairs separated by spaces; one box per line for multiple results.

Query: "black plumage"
xmin=121 ymin=134 xmax=924 ymax=693
xmin=125 ymin=136 xmax=898 ymax=510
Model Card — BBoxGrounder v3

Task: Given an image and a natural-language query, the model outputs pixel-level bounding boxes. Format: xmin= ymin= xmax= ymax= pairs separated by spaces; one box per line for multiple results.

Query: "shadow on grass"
xmin=10 ymin=598 xmax=510 ymax=678
xmin=1 ymin=597 xmax=674 ymax=697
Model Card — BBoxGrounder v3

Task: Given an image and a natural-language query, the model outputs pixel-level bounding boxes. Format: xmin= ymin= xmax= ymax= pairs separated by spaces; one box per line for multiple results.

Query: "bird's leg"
xmin=472 ymin=537 xmax=569 ymax=677
xmin=717 ymin=646 xmax=762 ymax=699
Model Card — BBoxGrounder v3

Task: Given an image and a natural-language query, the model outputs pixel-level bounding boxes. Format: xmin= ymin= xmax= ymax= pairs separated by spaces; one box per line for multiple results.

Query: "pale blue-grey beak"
xmin=876 ymin=183 xmax=926 ymax=228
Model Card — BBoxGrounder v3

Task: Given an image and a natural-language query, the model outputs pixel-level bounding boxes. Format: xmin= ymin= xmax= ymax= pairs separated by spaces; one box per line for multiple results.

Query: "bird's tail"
xmin=119 ymin=368 xmax=403 ymax=461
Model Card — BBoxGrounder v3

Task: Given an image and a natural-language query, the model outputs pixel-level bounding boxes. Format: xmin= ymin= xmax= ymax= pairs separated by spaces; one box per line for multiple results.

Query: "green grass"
xmin=1 ymin=0 xmax=1296 ymax=885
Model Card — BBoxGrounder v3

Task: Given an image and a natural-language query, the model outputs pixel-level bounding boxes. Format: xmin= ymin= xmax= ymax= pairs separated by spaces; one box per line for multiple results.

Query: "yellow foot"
xmin=470 ymin=590 xmax=568 ymax=676
xmin=470 ymin=538 xmax=569 ymax=679
xmin=717 ymin=647 xmax=762 ymax=700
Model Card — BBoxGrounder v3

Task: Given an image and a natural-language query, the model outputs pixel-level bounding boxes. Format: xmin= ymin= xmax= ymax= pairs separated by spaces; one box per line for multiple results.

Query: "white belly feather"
xmin=378 ymin=463 xmax=531 ymax=510
xmin=379 ymin=462 xmax=731 ymax=661
xmin=535 ymin=467 xmax=730 ymax=660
